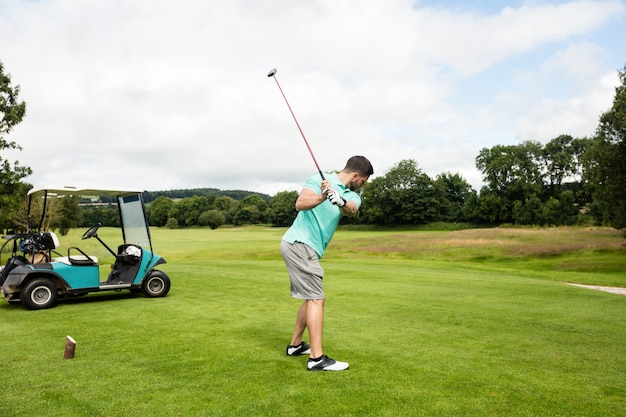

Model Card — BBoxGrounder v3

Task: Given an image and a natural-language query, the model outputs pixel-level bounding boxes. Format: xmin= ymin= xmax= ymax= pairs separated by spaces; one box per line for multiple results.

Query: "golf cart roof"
xmin=27 ymin=185 xmax=151 ymax=248
xmin=28 ymin=186 xmax=143 ymax=198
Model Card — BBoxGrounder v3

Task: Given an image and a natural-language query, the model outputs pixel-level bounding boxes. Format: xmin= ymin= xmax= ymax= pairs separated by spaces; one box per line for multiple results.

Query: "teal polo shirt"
xmin=282 ymin=172 xmax=361 ymax=258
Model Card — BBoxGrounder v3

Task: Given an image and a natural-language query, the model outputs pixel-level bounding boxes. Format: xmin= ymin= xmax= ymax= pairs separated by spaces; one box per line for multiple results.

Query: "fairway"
xmin=1 ymin=226 xmax=625 ymax=416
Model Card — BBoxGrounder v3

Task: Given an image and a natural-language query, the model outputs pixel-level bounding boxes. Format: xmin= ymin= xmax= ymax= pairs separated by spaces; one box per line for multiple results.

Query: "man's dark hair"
xmin=344 ymin=156 xmax=374 ymax=176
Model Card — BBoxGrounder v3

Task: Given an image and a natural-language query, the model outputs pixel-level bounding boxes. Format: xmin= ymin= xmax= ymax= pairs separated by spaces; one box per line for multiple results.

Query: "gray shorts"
xmin=280 ymin=240 xmax=325 ymax=300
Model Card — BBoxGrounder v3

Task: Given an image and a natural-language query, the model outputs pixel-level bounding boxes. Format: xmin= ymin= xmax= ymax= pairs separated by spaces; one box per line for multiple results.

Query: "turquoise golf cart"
xmin=0 ymin=186 xmax=170 ymax=310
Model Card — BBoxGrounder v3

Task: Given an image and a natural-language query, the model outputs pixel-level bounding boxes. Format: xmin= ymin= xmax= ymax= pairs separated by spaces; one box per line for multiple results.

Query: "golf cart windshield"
xmin=119 ymin=193 xmax=150 ymax=248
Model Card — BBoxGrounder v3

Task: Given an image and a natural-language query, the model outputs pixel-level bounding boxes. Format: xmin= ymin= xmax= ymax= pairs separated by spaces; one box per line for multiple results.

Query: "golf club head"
xmin=267 ymin=68 xmax=277 ymax=77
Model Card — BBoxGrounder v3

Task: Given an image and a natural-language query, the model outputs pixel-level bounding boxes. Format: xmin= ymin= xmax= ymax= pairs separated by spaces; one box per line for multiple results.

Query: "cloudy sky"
xmin=1 ymin=0 xmax=624 ymax=196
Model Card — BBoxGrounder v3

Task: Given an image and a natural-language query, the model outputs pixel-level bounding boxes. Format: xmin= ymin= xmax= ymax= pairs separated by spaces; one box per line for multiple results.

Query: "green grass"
xmin=1 ymin=226 xmax=625 ymax=416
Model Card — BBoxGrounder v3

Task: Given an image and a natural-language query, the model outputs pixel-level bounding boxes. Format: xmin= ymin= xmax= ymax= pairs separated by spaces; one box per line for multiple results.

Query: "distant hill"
xmin=142 ymin=188 xmax=271 ymax=203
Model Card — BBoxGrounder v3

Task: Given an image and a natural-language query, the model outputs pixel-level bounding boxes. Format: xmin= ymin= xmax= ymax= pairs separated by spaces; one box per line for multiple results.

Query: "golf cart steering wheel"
xmin=82 ymin=222 xmax=102 ymax=240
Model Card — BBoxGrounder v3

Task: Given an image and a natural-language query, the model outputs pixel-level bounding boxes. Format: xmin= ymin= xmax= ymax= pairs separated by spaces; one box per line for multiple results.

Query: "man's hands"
xmin=321 ymin=180 xmax=330 ymax=196
xmin=327 ymin=190 xmax=346 ymax=207
xmin=296 ymin=180 xmax=349 ymax=212
xmin=321 ymin=180 xmax=346 ymax=207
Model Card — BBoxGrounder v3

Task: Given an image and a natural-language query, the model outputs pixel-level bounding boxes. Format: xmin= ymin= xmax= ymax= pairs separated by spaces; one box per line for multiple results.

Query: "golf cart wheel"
xmin=142 ymin=270 xmax=170 ymax=298
xmin=21 ymin=278 xmax=58 ymax=310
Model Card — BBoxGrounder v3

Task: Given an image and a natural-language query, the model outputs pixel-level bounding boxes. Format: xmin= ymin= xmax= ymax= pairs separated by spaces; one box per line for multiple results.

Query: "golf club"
xmin=267 ymin=68 xmax=326 ymax=181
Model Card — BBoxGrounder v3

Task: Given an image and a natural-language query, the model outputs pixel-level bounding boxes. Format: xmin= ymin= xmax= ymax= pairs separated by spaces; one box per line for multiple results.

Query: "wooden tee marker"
xmin=64 ymin=335 xmax=76 ymax=359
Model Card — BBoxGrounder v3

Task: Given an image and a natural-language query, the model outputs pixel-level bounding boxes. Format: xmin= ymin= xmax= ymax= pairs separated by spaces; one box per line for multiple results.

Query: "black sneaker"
xmin=286 ymin=342 xmax=311 ymax=356
xmin=307 ymin=355 xmax=349 ymax=371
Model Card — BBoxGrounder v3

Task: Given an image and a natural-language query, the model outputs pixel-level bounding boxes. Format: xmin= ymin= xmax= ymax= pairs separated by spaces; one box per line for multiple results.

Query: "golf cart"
xmin=0 ymin=186 xmax=170 ymax=310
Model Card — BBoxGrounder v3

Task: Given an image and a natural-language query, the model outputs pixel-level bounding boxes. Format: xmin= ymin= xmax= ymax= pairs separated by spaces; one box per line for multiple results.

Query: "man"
xmin=281 ymin=155 xmax=374 ymax=371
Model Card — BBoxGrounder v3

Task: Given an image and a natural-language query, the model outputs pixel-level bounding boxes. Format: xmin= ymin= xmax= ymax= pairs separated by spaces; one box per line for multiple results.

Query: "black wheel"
xmin=141 ymin=270 xmax=171 ymax=298
xmin=82 ymin=222 xmax=102 ymax=240
xmin=21 ymin=278 xmax=58 ymax=310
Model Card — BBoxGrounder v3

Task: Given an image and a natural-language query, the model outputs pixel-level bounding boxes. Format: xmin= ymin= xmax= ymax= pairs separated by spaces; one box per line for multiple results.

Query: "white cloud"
xmin=0 ymin=0 xmax=624 ymax=194
xmin=517 ymin=70 xmax=619 ymax=141
xmin=415 ymin=0 xmax=626 ymax=75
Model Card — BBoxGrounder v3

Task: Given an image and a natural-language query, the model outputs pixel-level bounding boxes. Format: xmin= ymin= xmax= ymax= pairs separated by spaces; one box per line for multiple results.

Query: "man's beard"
xmin=348 ymin=181 xmax=363 ymax=194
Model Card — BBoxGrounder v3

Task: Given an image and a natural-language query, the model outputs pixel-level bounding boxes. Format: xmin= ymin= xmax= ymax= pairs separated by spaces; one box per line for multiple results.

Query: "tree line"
xmin=1 ymin=61 xmax=625 ymax=233
xmin=141 ymin=188 xmax=270 ymax=204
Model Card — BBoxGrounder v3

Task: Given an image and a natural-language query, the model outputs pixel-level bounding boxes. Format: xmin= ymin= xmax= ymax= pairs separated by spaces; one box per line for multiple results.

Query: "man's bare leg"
xmin=306 ymin=299 xmax=324 ymax=358
xmin=290 ymin=301 xmax=308 ymax=346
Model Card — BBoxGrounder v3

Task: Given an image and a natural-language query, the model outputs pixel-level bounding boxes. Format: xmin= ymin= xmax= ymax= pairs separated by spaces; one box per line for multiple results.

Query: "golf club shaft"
xmin=268 ymin=70 xmax=326 ymax=181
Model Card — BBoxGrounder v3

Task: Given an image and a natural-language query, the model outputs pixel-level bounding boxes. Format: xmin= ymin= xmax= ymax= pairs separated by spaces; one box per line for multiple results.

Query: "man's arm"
xmin=295 ymin=188 xmax=326 ymax=211
xmin=295 ymin=180 xmax=330 ymax=211
xmin=327 ymin=189 xmax=359 ymax=217
xmin=339 ymin=200 xmax=358 ymax=217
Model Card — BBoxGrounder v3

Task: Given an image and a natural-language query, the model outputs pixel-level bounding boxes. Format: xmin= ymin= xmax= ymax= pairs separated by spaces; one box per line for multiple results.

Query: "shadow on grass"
xmin=0 ymin=290 xmax=150 ymax=311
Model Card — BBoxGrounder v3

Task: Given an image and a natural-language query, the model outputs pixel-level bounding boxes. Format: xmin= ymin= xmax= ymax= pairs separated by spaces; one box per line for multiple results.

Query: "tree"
xmin=233 ymin=206 xmax=263 ymax=225
xmin=54 ymin=195 xmax=82 ymax=235
xmin=199 ymin=209 xmax=225 ymax=229
xmin=584 ymin=65 xmax=626 ymax=229
xmin=542 ymin=191 xmax=578 ymax=226
xmin=165 ymin=217 xmax=178 ymax=229
xmin=512 ymin=194 xmax=543 ymax=225
xmin=82 ymin=204 xmax=119 ymax=228
xmin=542 ymin=135 xmax=582 ymax=188
xmin=214 ymin=196 xmax=239 ymax=224
xmin=476 ymin=141 xmax=543 ymax=196
xmin=361 ymin=159 xmax=438 ymax=225
xmin=463 ymin=188 xmax=503 ymax=224
xmin=235 ymin=194 xmax=267 ymax=224
xmin=148 ymin=196 xmax=176 ymax=226
xmin=433 ymin=172 xmax=475 ymax=222
xmin=475 ymin=141 xmax=544 ymax=223
xmin=13 ymin=195 xmax=55 ymax=232
xmin=266 ymin=191 xmax=298 ymax=226
xmin=0 ymin=61 xmax=31 ymax=230
xmin=541 ymin=134 xmax=591 ymax=212
xmin=239 ymin=194 xmax=268 ymax=212
xmin=175 ymin=195 xmax=210 ymax=226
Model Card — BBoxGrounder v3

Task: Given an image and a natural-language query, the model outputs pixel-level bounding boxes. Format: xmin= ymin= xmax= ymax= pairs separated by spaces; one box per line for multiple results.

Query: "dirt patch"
xmin=567 ymin=283 xmax=626 ymax=296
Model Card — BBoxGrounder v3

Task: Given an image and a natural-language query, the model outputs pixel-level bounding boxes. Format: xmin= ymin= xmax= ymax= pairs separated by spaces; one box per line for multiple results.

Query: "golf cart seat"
xmin=55 ymin=246 xmax=98 ymax=266
xmin=40 ymin=231 xmax=60 ymax=250
xmin=106 ymin=244 xmax=142 ymax=284
xmin=115 ymin=244 xmax=142 ymax=265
